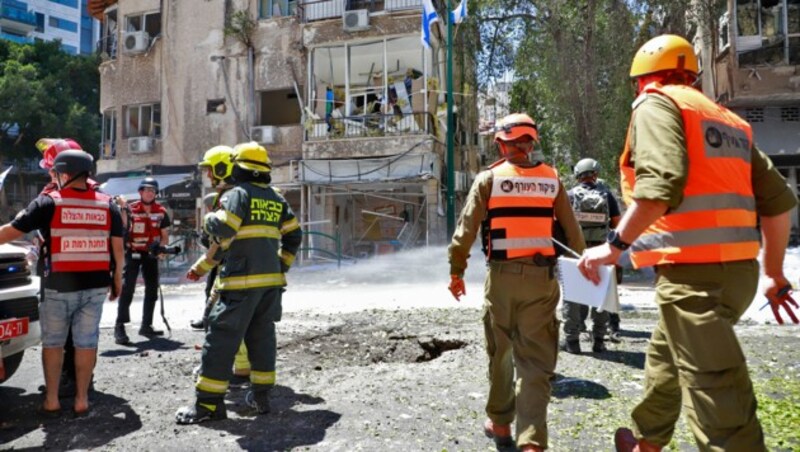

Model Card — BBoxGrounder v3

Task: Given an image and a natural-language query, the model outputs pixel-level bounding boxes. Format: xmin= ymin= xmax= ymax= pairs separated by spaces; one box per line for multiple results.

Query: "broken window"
xmin=101 ymin=109 xmax=117 ymax=159
xmin=260 ymin=0 xmax=297 ymax=17
xmin=736 ymin=0 xmax=800 ymax=65
xmin=126 ymin=11 xmax=161 ymax=38
xmin=308 ymin=35 xmax=433 ymax=139
xmin=124 ymin=103 xmax=161 ymax=138
xmin=100 ymin=8 xmax=118 ymax=59
xmin=259 ymin=88 xmax=303 ymax=125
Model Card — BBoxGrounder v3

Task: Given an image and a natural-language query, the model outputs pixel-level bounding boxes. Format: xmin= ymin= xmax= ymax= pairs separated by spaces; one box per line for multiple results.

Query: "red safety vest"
xmin=128 ymin=201 xmax=167 ymax=252
xmin=486 ymin=160 xmax=558 ymax=260
xmin=40 ymin=178 xmax=100 ymax=196
xmin=48 ymin=188 xmax=112 ymax=273
xmin=620 ymin=83 xmax=760 ymax=268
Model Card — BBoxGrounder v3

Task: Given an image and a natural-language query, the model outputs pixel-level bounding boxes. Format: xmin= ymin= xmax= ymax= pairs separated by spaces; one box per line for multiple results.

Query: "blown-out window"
xmin=123 ymin=103 xmax=161 ymax=138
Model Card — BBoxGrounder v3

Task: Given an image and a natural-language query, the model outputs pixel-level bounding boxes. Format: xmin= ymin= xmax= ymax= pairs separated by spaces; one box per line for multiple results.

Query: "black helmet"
xmin=139 ymin=176 xmax=159 ymax=191
xmin=52 ymin=150 xmax=93 ymax=175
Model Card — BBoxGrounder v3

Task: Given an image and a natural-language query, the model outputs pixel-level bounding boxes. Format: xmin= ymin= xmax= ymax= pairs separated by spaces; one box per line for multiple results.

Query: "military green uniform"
xmin=626 ymin=93 xmax=798 ymax=450
xmin=449 ymin=156 xmax=585 ymax=449
xmin=195 ymin=181 xmax=302 ymax=408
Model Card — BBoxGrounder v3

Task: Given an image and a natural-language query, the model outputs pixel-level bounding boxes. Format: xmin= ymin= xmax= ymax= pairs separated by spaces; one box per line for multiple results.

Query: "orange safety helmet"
xmin=36 ymin=138 xmax=83 ymax=170
xmin=630 ymin=34 xmax=699 ymax=79
xmin=494 ymin=113 xmax=539 ymax=143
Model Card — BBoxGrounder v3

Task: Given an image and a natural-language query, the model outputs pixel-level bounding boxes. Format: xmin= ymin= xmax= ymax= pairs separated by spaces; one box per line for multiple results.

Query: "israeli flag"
xmin=421 ymin=0 xmax=439 ymax=49
xmin=450 ymin=0 xmax=467 ymax=24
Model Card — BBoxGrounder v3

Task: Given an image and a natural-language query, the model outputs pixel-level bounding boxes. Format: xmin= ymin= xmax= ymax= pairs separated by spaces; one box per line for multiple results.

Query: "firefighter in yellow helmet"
xmin=447 ymin=113 xmax=585 ymax=451
xmin=578 ymin=35 xmax=798 ymax=451
xmin=176 ymin=141 xmax=302 ymax=424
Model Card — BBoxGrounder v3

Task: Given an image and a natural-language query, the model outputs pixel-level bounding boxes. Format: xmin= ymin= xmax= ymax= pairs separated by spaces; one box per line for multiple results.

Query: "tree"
xmin=0 ymin=40 xmax=100 ymax=164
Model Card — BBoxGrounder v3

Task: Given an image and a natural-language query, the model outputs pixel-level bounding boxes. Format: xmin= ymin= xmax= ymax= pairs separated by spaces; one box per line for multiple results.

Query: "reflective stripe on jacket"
xmin=48 ymin=188 xmax=112 ymax=273
xmin=208 ymin=182 xmax=302 ymax=291
xmin=620 ymin=83 xmax=759 ymax=268
xmin=486 ymin=160 xmax=558 ymax=260
xmin=128 ymin=201 xmax=166 ymax=252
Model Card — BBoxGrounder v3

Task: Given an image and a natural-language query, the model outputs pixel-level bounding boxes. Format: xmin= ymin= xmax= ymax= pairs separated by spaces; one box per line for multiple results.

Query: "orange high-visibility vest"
xmin=620 ymin=83 xmax=760 ymax=268
xmin=486 ymin=160 xmax=558 ymax=260
xmin=48 ymin=188 xmax=112 ymax=273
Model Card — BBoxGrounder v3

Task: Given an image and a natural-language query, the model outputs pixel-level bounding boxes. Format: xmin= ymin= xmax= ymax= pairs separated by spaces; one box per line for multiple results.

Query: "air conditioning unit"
xmin=128 ymin=136 xmax=154 ymax=153
xmin=454 ymin=171 xmax=469 ymax=192
xmin=342 ymin=9 xmax=369 ymax=32
xmin=122 ymin=31 xmax=150 ymax=55
xmin=251 ymin=126 xmax=278 ymax=145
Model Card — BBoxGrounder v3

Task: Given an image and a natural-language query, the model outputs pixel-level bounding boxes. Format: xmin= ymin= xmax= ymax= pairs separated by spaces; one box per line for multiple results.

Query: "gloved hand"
xmin=448 ymin=274 xmax=466 ymax=301
xmin=766 ymin=284 xmax=799 ymax=325
xmin=186 ymin=268 xmax=201 ymax=281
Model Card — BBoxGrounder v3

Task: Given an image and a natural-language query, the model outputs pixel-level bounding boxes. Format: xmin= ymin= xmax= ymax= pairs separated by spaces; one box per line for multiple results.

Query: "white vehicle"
xmin=0 ymin=242 xmax=40 ymax=384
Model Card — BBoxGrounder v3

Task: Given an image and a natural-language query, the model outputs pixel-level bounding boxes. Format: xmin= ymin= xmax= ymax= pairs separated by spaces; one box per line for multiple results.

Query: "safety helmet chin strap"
xmin=498 ymin=140 xmax=530 ymax=160
xmin=56 ymin=172 xmax=87 ymax=190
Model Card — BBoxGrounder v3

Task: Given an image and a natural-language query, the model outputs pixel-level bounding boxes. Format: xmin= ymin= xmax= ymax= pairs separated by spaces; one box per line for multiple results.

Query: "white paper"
xmin=557 ymin=257 xmax=620 ymax=313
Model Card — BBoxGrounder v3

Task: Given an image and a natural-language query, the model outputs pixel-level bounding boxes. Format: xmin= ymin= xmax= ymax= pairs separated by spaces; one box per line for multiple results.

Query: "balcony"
xmin=307 ymin=111 xmax=433 ymax=141
xmin=0 ymin=0 xmax=37 ymax=34
xmin=297 ymin=0 xmax=420 ymax=23
xmin=0 ymin=30 xmax=31 ymax=44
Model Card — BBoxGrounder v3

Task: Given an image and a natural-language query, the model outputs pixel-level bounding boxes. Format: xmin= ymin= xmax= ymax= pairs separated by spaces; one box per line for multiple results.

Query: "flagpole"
xmin=445 ymin=0 xmax=456 ymax=238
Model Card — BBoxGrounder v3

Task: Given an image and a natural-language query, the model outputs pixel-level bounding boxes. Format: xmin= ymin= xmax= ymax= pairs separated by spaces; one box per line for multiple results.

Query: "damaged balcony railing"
xmin=297 ymin=0 xmax=420 ymax=22
xmin=306 ymin=111 xmax=434 ymax=141
xmin=96 ymin=35 xmax=117 ymax=60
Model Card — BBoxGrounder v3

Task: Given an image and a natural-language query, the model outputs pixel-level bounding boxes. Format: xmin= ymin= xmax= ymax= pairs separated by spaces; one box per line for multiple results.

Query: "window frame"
xmin=123 ymin=103 xmax=161 ymax=139
xmin=125 ymin=10 xmax=162 ymax=38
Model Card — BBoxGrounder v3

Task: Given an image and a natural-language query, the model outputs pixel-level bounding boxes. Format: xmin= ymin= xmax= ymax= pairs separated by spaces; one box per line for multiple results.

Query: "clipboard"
xmin=557 ymin=257 xmax=620 ymax=313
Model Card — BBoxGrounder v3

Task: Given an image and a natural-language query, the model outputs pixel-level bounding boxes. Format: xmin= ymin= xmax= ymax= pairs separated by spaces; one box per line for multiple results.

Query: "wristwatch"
xmin=606 ymin=229 xmax=631 ymax=251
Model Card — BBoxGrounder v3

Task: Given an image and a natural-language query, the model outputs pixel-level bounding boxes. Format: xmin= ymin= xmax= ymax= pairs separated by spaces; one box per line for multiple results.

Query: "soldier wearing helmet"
xmin=447 ymin=113 xmax=586 ymax=451
xmin=114 ymin=176 xmax=172 ymax=345
xmin=1 ymin=150 xmax=124 ymax=416
xmin=578 ymin=35 xmax=798 ymax=451
xmin=561 ymin=158 xmax=623 ymax=355
xmin=176 ymin=141 xmax=302 ymax=424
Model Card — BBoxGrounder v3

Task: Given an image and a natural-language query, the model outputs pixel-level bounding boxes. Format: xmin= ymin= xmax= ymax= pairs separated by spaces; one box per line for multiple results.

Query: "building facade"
xmin=90 ymin=0 xmax=479 ymax=259
xmin=696 ymin=0 xmax=800 ymax=237
xmin=0 ymin=0 xmax=99 ymax=54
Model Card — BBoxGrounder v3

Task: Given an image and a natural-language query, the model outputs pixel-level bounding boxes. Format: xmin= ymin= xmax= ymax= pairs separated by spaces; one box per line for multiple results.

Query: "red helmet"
xmin=36 ymin=138 xmax=83 ymax=170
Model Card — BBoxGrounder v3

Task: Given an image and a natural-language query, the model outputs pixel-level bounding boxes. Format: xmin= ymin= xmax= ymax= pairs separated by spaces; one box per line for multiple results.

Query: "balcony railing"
xmin=0 ymin=0 xmax=37 ymax=27
xmin=96 ymin=35 xmax=117 ymax=59
xmin=306 ymin=111 xmax=434 ymax=140
xmin=0 ymin=31 xmax=32 ymax=44
xmin=297 ymin=0 xmax=420 ymax=23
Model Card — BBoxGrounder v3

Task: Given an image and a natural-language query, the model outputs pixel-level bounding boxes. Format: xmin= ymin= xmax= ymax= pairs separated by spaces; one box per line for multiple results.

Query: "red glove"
xmin=449 ymin=275 xmax=466 ymax=301
xmin=767 ymin=285 xmax=799 ymax=325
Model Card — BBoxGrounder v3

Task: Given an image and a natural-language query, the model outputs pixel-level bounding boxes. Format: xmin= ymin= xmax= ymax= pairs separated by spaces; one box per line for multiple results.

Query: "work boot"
xmin=614 ymin=428 xmax=662 ymax=452
xmin=114 ymin=324 xmax=131 ymax=345
xmin=560 ymin=339 xmax=581 ymax=354
xmin=138 ymin=325 xmax=164 ymax=337
xmin=483 ymin=419 xmax=513 ymax=447
xmin=189 ymin=319 xmax=204 ymax=330
xmin=593 ymin=340 xmax=607 ymax=353
xmin=175 ymin=401 xmax=227 ymax=425
xmin=245 ymin=388 xmax=271 ymax=415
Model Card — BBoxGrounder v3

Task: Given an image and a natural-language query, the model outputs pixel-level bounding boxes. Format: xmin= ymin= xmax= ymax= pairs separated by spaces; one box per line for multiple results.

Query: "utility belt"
xmin=491 ymin=253 xmax=557 ymax=278
xmin=127 ymin=249 xmax=156 ymax=260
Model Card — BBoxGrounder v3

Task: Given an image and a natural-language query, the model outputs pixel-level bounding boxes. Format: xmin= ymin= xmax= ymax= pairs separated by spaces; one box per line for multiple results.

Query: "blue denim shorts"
xmin=40 ymin=287 xmax=108 ymax=349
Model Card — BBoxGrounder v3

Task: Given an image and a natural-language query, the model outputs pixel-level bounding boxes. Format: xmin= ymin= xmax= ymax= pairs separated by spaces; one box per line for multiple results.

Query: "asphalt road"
xmin=1 ymin=298 xmax=798 ymax=451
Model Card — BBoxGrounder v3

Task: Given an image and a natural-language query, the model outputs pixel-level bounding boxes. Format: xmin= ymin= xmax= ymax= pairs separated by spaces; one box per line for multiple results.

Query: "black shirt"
xmin=12 ymin=190 xmax=124 ymax=292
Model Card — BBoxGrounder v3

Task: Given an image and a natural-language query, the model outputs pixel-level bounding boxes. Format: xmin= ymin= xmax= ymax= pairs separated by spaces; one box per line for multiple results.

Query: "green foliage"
xmin=754 ymin=377 xmax=800 ymax=451
xmin=0 ymin=39 xmax=100 ymax=162
xmin=225 ymin=9 xmax=257 ymax=48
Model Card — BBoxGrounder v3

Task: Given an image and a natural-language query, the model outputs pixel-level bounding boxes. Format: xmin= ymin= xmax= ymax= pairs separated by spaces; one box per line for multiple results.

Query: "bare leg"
xmin=42 ymin=347 xmax=64 ymax=411
xmin=73 ymin=348 xmax=97 ymax=413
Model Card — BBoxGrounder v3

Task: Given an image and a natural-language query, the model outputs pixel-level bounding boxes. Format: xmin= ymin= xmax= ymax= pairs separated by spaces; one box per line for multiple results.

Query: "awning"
xmin=100 ymin=173 xmax=192 ymax=201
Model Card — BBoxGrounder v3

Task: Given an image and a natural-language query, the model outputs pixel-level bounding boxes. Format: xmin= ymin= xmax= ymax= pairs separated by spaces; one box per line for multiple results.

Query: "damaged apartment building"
xmin=88 ymin=0 xmax=478 ymax=260
xmin=696 ymin=0 xmax=800 ymax=238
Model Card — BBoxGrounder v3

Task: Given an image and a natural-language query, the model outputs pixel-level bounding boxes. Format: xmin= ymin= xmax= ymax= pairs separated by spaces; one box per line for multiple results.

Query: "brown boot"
xmin=483 ymin=419 xmax=513 ymax=447
xmin=614 ymin=428 xmax=662 ymax=452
